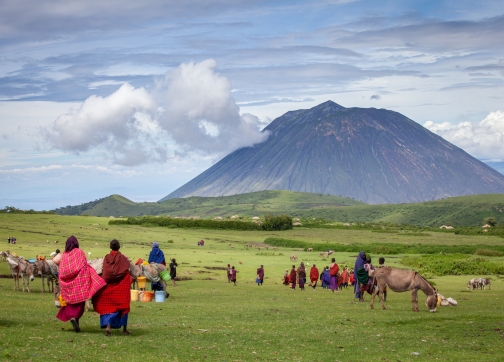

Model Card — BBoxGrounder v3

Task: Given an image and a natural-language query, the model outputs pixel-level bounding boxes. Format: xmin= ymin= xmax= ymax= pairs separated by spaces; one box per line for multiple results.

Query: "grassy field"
xmin=1 ymin=214 xmax=504 ymax=361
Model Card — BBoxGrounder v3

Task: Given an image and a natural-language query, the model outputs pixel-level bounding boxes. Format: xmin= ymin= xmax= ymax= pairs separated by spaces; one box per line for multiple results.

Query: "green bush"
xmin=402 ymin=254 xmax=504 ymax=275
xmin=262 ymin=214 xmax=293 ymax=231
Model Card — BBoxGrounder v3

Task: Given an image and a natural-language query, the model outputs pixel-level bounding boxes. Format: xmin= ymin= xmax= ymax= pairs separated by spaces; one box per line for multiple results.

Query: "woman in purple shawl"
xmin=354 ymin=251 xmax=366 ymax=299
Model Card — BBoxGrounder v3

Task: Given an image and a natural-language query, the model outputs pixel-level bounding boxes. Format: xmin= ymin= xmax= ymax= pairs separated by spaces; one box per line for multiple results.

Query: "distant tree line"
xmin=109 ymin=214 xmax=293 ymax=231
xmin=1 ymin=206 xmax=54 ymax=214
xmin=263 ymin=237 xmax=504 ymax=255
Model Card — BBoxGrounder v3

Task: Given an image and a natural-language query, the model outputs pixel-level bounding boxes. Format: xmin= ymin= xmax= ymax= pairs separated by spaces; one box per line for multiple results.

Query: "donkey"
xmin=481 ymin=278 xmax=491 ymax=290
xmin=34 ymin=259 xmax=58 ymax=293
xmin=7 ymin=256 xmax=35 ymax=292
xmin=370 ymin=267 xmax=438 ymax=312
xmin=129 ymin=262 xmax=170 ymax=297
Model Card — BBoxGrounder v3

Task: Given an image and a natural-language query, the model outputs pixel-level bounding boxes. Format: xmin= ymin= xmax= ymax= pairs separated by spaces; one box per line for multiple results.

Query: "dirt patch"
xmin=204 ymin=266 xmax=227 ymax=270
xmin=201 ymin=277 xmax=217 ymax=280
xmin=0 ymin=274 xmax=13 ymax=279
xmin=175 ymin=276 xmax=193 ymax=281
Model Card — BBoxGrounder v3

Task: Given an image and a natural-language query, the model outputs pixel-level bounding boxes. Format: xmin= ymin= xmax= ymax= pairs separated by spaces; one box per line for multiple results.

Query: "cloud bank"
xmin=424 ymin=110 xmax=504 ymax=161
xmin=43 ymin=59 xmax=269 ymax=165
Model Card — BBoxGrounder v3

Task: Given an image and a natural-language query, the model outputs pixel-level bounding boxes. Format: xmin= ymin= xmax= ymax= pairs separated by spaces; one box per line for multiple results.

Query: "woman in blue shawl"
xmin=148 ymin=242 xmax=165 ymax=291
xmin=353 ymin=251 xmax=366 ymax=300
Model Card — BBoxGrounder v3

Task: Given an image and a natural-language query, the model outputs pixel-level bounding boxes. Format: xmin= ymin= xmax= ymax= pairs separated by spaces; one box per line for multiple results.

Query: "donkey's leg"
xmin=411 ymin=289 xmax=419 ymax=311
xmin=41 ymin=275 xmax=45 ymax=294
xmin=378 ymin=284 xmax=386 ymax=310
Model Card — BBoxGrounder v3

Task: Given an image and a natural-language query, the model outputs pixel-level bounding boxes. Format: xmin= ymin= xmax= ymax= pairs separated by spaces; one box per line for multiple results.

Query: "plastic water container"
xmin=155 ymin=290 xmax=166 ymax=302
xmin=159 ymin=270 xmax=171 ymax=282
xmin=130 ymin=289 xmax=139 ymax=301
xmin=137 ymin=276 xmax=147 ymax=289
xmin=141 ymin=291 xmax=154 ymax=302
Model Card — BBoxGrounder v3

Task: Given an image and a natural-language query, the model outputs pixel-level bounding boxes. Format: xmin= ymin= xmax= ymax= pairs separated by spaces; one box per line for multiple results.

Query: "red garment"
xmin=310 ymin=267 xmax=319 ymax=282
xmin=92 ymin=251 xmax=132 ymax=316
xmin=349 ymin=274 xmax=355 ymax=284
xmin=56 ymin=301 xmax=85 ymax=322
xmin=329 ymin=263 xmax=339 ymax=276
xmin=341 ymin=270 xmax=349 ymax=283
xmin=289 ymin=268 xmax=296 ymax=283
xmin=59 ymin=248 xmax=106 ymax=304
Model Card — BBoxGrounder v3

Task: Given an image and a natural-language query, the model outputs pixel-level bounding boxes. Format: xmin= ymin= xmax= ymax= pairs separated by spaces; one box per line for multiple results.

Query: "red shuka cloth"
xmin=59 ymin=248 xmax=106 ymax=304
xmin=289 ymin=268 xmax=296 ymax=283
xmin=310 ymin=267 xmax=319 ymax=282
xmin=92 ymin=251 xmax=132 ymax=316
xmin=329 ymin=263 xmax=339 ymax=276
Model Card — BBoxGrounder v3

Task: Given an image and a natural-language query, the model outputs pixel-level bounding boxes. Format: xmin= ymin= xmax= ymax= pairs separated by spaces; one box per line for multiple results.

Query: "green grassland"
xmin=1 ymin=214 xmax=504 ymax=361
xmin=51 ymin=191 xmax=504 ymax=227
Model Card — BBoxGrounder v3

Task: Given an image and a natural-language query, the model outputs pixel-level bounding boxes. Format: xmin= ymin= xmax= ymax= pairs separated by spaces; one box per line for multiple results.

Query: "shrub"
xmin=262 ymin=214 xmax=293 ymax=231
xmin=475 ymin=249 xmax=503 ymax=257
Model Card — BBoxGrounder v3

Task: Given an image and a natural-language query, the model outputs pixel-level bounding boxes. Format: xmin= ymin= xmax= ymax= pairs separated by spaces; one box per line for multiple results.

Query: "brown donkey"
xmin=370 ymin=267 xmax=438 ymax=312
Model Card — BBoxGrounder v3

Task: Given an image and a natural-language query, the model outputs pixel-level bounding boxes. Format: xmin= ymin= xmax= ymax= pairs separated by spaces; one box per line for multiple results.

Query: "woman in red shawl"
xmin=57 ymin=236 xmax=106 ymax=333
xmin=309 ymin=264 xmax=319 ymax=289
xmin=289 ymin=265 xmax=296 ymax=289
xmin=92 ymin=239 xmax=132 ymax=336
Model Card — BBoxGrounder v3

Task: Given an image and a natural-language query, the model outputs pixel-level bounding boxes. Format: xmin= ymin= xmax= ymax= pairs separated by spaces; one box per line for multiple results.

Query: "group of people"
xmin=56 ymin=236 xmax=131 ymax=336
xmin=55 ymin=237 xmax=179 ymax=335
xmin=7 ymin=236 xmax=16 ymax=244
xmin=281 ymin=252 xmax=386 ymax=301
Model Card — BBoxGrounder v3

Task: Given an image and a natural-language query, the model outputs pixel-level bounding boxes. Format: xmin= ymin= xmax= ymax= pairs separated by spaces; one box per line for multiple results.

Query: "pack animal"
xmin=370 ymin=267 xmax=438 ymax=312
xmin=7 ymin=256 xmax=35 ymax=292
xmin=34 ymin=259 xmax=58 ymax=293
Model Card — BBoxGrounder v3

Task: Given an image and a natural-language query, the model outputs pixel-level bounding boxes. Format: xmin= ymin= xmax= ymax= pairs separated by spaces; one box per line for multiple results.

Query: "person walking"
xmin=354 ymin=251 xmax=366 ymax=300
xmin=92 ymin=239 xmax=132 ymax=336
xmin=226 ymin=264 xmax=232 ymax=283
xmin=148 ymin=242 xmax=165 ymax=291
xmin=297 ymin=262 xmax=306 ymax=291
xmin=230 ymin=266 xmax=237 ymax=285
xmin=329 ymin=258 xmax=339 ymax=293
xmin=310 ymin=264 xmax=319 ymax=289
xmin=256 ymin=265 xmax=264 ymax=286
xmin=57 ymin=236 xmax=106 ymax=333
xmin=358 ymin=257 xmax=375 ymax=301
xmin=169 ymin=258 xmax=178 ymax=286
xmin=289 ymin=265 xmax=297 ymax=289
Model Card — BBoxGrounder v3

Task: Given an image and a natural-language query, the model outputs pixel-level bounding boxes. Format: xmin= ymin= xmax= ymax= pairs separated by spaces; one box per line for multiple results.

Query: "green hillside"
xmin=53 ymin=190 xmax=364 ymax=218
xmin=53 ymin=191 xmax=504 ymax=227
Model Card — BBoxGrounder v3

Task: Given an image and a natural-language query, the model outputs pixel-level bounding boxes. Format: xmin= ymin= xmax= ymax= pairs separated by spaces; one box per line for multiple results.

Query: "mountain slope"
xmin=161 ymin=101 xmax=504 ymax=204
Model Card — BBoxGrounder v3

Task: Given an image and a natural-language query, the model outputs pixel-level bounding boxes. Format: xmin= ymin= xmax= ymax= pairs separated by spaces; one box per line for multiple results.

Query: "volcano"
xmin=160 ymin=101 xmax=504 ymax=204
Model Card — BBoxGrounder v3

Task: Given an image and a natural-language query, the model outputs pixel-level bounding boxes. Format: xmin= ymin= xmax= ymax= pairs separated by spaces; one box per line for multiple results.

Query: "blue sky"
xmin=1 ymin=0 xmax=504 ymax=210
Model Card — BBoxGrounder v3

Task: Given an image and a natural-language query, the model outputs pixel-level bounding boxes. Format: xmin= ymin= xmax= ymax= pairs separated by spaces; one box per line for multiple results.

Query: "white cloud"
xmin=424 ymin=110 xmax=504 ymax=161
xmin=42 ymin=83 xmax=166 ymax=165
xmin=42 ymin=60 xmax=270 ymax=166
xmin=157 ymin=59 xmax=269 ymax=154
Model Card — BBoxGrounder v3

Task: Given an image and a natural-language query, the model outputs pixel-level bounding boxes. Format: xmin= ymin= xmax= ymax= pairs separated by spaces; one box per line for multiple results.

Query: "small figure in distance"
xmin=329 ymin=258 xmax=340 ymax=293
xmin=230 ymin=266 xmax=237 ymax=285
xmin=289 ymin=265 xmax=297 ymax=290
xmin=283 ymin=269 xmax=290 ymax=286
xmin=297 ymin=262 xmax=306 ymax=291
xmin=256 ymin=265 xmax=264 ymax=286
xmin=227 ymin=264 xmax=232 ymax=283
xmin=310 ymin=263 xmax=319 ymax=290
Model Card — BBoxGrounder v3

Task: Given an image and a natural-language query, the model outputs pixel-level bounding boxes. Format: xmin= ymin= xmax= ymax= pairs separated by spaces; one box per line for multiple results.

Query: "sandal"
xmin=70 ymin=319 xmax=81 ymax=333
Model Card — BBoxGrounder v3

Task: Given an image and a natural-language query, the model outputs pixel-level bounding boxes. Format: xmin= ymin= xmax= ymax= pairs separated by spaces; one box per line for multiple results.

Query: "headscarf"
xmin=65 ymin=235 xmax=79 ymax=253
xmin=152 ymin=242 xmax=159 ymax=248
xmin=354 ymin=251 xmax=366 ymax=271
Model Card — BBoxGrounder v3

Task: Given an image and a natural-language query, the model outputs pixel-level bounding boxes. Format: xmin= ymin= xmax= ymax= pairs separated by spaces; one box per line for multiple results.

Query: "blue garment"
xmin=100 ymin=311 xmax=128 ymax=329
xmin=322 ymin=270 xmax=331 ymax=287
xmin=148 ymin=247 xmax=165 ymax=264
